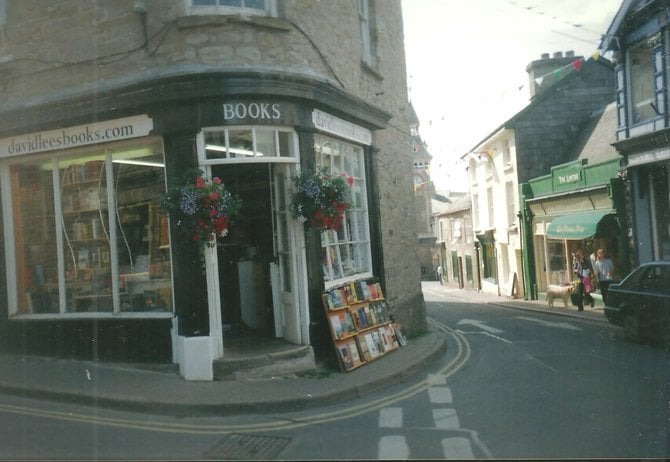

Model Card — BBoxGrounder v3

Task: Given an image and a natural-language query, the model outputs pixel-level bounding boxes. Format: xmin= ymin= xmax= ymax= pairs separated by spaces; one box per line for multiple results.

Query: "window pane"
xmin=278 ymin=131 xmax=293 ymax=158
xmin=193 ymin=0 xmax=218 ymax=5
xmin=11 ymin=161 xmax=59 ymax=314
xmin=654 ymin=50 xmax=663 ymax=73
xmin=630 ymin=42 xmax=655 ymax=123
xmin=228 ymin=129 xmax=254 ymax=158
xmin=205 ymin=131 xmax=228 ymax=160
xmin=60 ymin=155 xmax=113 ymax=313
xmin=112 ymin=147 xmax=172 ymax=312
xmin=255 ymin=128 xmax=276 ymax=158
xmin=244 ymin=0 xmax=265 ymax=8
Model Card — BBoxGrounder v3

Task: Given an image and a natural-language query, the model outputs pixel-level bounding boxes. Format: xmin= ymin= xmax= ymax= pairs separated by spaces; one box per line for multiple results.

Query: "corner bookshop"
xmin=323 ymin=279 xmax=405 ymax=372
xmin=0 ymin=92 xmax=399 ymax=376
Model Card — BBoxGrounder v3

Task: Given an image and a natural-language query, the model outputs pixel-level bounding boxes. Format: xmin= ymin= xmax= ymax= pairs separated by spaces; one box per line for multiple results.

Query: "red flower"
xmin=212 ymin=177 xmax=222 ymax=184
xmin=215 ymin=216 xmax=229 ymax=234
xmin=196 ymin=176 xmax=206 ymax=188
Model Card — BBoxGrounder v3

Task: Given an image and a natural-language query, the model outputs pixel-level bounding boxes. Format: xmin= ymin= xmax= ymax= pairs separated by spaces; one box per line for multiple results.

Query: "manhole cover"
xmin=204 ymin=433 xmax=292 ymax=460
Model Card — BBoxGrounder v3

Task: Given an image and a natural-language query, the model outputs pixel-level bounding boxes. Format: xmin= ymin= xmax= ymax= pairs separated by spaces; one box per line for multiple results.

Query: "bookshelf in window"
xmin=322 ymin=279 xmax=401 ymax=372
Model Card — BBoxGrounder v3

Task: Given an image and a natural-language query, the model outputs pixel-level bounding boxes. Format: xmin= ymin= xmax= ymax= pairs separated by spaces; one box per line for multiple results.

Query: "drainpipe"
xmin=519 ymin=183 xmax=537 ymax=300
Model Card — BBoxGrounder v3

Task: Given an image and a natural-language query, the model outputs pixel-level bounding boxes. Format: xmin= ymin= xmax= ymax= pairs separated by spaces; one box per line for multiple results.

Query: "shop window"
xmin=316 ymin=134 xmax=372 ymax=286
xmin=481 ymin=242 xmax=496 ymax=280
xmin=203 ymin=127 xmax=296 ymax=161
xmin=189 ymin=0 xmax=275 ymax=16
xmin=547 ymin=239 xmax=568 ymax=284
xmin=2 ymin=139 xmax=173 ymax=317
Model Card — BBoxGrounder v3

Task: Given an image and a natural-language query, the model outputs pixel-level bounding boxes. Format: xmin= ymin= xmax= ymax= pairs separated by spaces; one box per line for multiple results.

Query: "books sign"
xmin=312 ymin=109 xmax=372 ymax=145
xmin=0 ymin=114 xmax=154 ymax=158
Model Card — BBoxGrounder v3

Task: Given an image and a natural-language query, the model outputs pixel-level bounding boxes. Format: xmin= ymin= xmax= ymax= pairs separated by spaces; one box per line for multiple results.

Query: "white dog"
xmin=546 ymin=284 xmax=574 ymax=307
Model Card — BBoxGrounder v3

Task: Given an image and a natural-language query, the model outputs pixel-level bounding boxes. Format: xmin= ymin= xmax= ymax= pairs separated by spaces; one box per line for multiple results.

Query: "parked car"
xmin=604 ymin=261 xmax=670 ymax=346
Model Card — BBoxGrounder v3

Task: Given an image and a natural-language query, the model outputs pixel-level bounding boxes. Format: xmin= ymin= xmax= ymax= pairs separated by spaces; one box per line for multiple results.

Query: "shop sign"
xmin=312 ymin=109 xmax=372 ymax=145
xmin=557 ymin=172 xmax=580 ymax=185
xmin=628 ymin=147 xmax=670 ymax=166
xmin=0 ymin=115 xmax=153 ymax=158
xmin=222 ymin=102 xmax=282 ymax=121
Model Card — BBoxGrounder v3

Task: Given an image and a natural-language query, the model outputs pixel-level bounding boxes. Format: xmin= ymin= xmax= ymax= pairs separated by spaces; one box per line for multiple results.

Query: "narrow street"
xmin=1 ymin=283 xmax=667 ymax=460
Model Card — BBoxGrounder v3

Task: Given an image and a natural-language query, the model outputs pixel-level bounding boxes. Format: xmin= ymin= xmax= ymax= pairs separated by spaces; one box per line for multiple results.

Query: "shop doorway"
xmin=211 ymin=163 xmax=305 ymax=346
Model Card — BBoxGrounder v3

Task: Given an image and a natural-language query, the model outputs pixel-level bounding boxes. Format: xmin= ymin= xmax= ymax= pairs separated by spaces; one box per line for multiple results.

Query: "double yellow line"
xmin=0 ymin=317 xmax=470 ymax=435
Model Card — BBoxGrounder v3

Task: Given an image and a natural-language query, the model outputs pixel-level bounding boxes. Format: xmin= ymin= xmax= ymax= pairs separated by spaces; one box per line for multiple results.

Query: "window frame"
xmin=199 ymin=126 xmax=299 ymax=165
xmin=187 ymin=0 xmax=277 ymax=17
xmin=315 ymin=134 xmax=373 ymax=288
xmin=627 ymin=38 xmax=664 ymax=126
xmin=1 ymin=138 xmax=174 ymax=319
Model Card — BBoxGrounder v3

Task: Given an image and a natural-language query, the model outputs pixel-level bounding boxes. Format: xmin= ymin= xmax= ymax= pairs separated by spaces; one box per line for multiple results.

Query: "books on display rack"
xmin=329 ymin=310 xmax=355 ymax=339
xmin=337 ymin=344 xmax=354 ymax=370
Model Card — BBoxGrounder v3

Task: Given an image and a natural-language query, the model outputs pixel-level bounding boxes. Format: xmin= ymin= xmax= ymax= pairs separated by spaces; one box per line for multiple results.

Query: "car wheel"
xmin=622 ymin=314 xmax=641 ymax=342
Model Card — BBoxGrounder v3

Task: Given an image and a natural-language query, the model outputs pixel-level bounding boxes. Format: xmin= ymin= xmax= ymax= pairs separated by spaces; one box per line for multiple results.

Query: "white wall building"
xmin=467 ymin=130 xmax=522 ymax=297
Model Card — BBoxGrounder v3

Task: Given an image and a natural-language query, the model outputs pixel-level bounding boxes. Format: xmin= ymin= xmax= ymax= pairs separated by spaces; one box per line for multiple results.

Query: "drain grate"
xmin=204 ymin=433 xmax=292 ymax=460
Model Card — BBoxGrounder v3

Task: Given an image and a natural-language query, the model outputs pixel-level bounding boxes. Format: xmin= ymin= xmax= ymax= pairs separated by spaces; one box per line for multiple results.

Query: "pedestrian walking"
xmin=594 ymin=248 xmax=615 ymax=305
xmin=436 ymin=265 xmax=443 ymax=285
xmin=573 ymin=249 xmax=595 ymax=311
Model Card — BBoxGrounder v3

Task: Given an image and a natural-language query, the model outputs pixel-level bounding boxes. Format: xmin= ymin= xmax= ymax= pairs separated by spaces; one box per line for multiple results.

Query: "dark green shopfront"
xmin=519 ymin=158 xmax=631 ymax=301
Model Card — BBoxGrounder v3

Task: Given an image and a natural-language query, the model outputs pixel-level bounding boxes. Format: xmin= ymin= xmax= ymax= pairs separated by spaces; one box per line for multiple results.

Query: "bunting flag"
xmin=534 ymin=57 xmax=585 ymax=86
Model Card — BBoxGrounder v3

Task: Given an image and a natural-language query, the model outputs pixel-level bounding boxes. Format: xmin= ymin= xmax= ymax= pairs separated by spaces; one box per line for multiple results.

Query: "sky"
xmin=401 ymin=0 xmax=623 ymax=192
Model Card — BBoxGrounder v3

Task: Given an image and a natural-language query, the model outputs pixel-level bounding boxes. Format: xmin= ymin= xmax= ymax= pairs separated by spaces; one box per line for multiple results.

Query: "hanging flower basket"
xmin=160 ymin=169 xmax=241 ymax=248
xmin=290 ymin=168 xmax=353 ymax=231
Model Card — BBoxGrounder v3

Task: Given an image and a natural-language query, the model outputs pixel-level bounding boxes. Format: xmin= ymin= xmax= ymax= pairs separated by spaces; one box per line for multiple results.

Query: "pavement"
xmin=0 ymin=283 xmax=608 ymax=416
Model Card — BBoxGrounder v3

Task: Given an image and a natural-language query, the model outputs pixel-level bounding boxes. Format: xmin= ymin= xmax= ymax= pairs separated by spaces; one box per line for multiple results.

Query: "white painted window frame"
xmin=187 ymin=0 xmax=277 ymax=17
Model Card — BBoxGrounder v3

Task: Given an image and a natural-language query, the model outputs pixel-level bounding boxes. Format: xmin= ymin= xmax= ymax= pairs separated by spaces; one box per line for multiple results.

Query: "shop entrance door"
xmin=269 ymin=164 xmax=305 ymax=344
xmin=208 ymin=163 xmax=307 ymax=350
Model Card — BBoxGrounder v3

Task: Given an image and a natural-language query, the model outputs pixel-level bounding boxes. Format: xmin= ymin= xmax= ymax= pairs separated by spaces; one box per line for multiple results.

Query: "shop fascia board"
xmin=0 ymin=71 xmax=392 ymax=136
xmin=526 ymin=184 xmax=611 ymax=218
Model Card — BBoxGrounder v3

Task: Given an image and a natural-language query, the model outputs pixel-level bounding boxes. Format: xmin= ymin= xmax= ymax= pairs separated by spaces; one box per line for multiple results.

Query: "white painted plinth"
xmin=177 ymin=335 xmax=213 ymax=381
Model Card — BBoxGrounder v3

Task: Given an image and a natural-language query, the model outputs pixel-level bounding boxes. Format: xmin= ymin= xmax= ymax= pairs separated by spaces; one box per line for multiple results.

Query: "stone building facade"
xmin=0 ymin=0 xmax=425 ymax=379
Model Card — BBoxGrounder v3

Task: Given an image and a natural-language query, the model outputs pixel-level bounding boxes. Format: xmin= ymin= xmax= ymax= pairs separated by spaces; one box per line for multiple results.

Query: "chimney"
xmin=526 ymin=51 xmax=584 ymax=98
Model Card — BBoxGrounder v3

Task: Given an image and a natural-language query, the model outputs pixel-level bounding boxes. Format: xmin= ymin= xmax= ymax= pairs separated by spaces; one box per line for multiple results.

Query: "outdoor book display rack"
xmin=322 ymin=280 xmax=403 ymax=372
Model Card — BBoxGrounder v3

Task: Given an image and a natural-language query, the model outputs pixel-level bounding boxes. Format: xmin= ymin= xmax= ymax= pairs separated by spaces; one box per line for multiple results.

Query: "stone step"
xmin=213 ymin=344 xmax=316 ymax=381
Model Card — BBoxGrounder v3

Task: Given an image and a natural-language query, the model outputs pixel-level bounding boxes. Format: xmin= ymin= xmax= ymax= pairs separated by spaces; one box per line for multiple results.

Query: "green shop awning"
xmin=546 ymin=210 xmax=614 ymax=240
